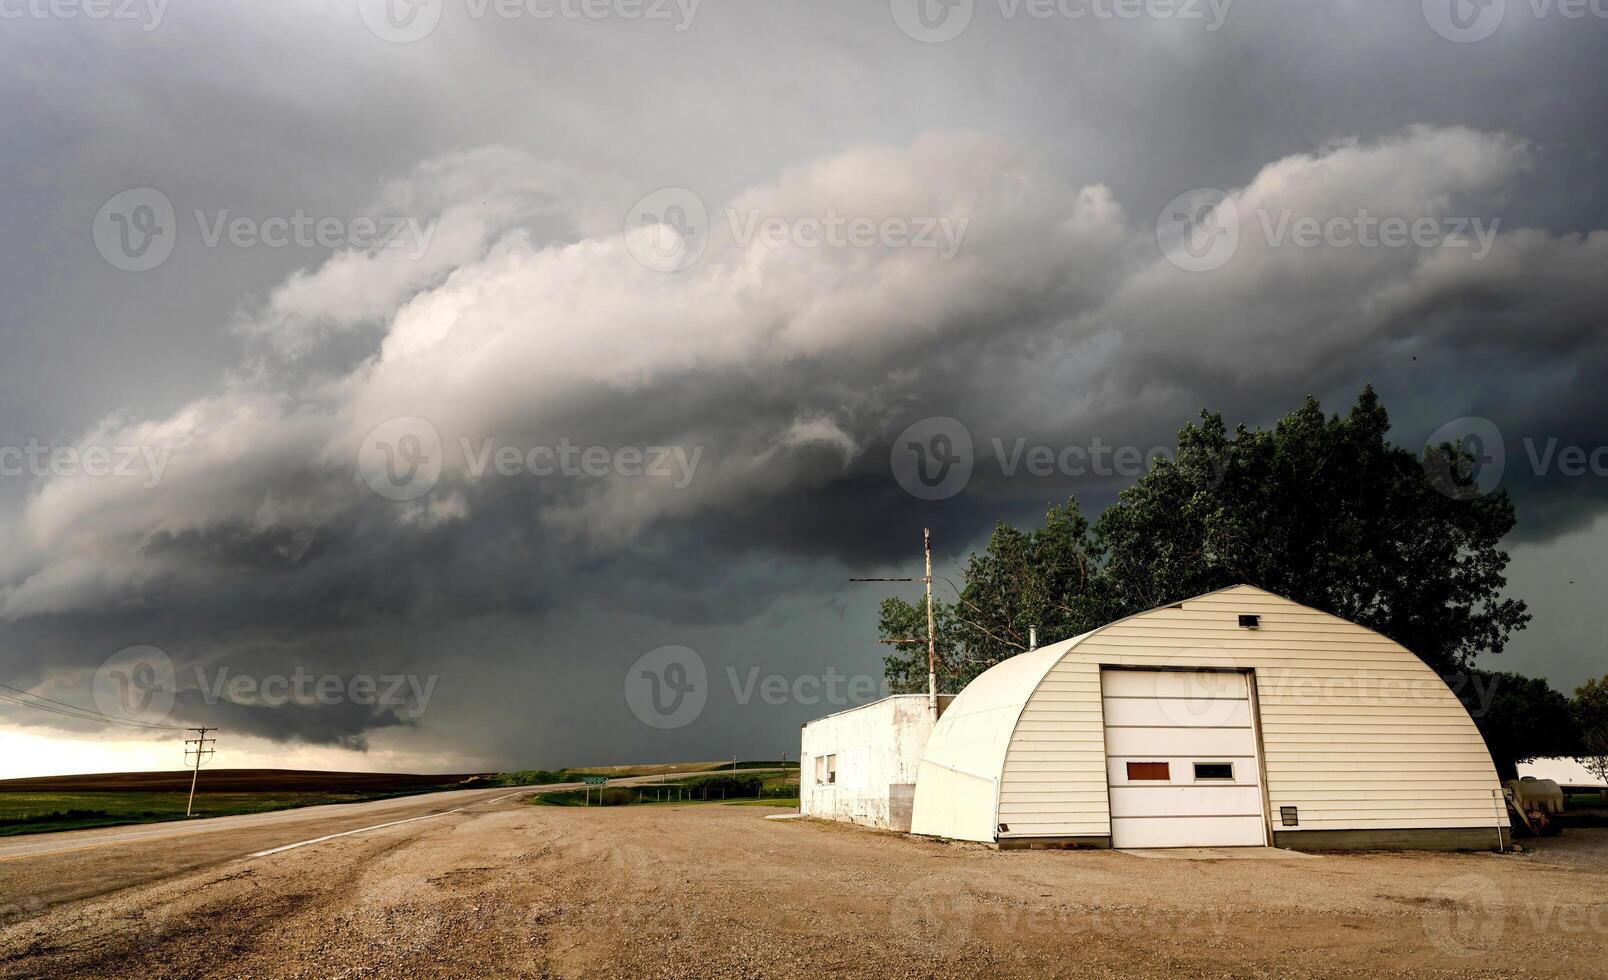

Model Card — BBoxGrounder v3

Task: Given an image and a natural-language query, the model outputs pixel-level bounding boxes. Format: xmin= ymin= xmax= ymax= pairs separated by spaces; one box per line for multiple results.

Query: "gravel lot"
xmin=2 ymin=803 xmax=1605 ymax=978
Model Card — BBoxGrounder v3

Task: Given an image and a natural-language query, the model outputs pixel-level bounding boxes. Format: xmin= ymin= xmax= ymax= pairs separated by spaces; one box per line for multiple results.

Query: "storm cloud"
xmin=1 ymin=1 xmax=1605 ymax=769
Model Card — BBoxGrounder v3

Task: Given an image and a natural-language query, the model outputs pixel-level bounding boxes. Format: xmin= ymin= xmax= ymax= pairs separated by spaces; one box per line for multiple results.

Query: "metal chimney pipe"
xmin=1029 ymin=625 xmax=1038 ymax=651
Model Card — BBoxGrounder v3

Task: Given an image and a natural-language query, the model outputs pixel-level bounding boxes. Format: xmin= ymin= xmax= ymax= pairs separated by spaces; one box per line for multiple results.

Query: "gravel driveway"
xmin=2 ymin=803 xmax=1605 ymax=978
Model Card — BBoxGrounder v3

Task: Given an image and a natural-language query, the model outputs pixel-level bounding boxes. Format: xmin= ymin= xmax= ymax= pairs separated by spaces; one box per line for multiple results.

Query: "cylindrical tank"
xmin=1507 ymin=777 xmax=1565 ymax=814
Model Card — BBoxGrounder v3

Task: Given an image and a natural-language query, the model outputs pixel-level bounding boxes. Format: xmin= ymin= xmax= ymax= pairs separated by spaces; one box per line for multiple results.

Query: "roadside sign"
xmin=581 ymin=776 xmax=608 ymax=785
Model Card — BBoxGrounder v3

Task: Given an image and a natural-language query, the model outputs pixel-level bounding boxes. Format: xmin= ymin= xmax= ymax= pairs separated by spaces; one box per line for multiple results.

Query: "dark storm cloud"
xmin=2 ymin=2 xmax=1606 ymax=759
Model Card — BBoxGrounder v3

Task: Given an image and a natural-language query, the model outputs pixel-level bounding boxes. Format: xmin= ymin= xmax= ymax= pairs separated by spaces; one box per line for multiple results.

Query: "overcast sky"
xmin=1 ymin=0 xmax=1605 ymax=778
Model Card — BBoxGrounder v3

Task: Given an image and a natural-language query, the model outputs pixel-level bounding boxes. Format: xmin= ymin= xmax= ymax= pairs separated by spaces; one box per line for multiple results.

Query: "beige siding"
xmin=996 ymin=586 xmax=1506 ymax=841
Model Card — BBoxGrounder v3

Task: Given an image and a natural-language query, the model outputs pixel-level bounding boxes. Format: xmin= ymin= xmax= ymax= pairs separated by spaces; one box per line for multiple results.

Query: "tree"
xmin=880 ymin=389 xmax=1533 ymax=708
xmin=1094 ymin=388 xmax=1529 ymax=674
xmin=879 ymin=499 xmax=1114 ymax=692
xmin=1574 ymin=676 xmax=1608 ymax=788
xmin=1446 ymin=669 xmax=1581 ymax=781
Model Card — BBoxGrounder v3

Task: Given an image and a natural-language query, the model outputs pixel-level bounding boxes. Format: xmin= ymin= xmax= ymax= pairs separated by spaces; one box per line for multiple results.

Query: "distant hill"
xmin=0 ymin=769 xmax=491 ymax=794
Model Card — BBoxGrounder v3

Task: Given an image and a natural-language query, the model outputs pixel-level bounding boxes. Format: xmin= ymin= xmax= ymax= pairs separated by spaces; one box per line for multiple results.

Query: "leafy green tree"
xmin=1447 ymin=669 xmax=1581 ymax=781
xmin=881 ymin=390 xmax=1533 ymax=708
xmin=1574 ymin=676 xmax=1608 ymax=787
xmin=1094 ymin=387 xmax=1529 ymax=674
xmin=879 ymin=499 xmax=1113 ymax=692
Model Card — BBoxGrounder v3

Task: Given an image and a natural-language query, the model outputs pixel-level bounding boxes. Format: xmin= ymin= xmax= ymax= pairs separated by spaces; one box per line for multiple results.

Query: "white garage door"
xmin=1101 ymin=669 xmax=1268 ymax=848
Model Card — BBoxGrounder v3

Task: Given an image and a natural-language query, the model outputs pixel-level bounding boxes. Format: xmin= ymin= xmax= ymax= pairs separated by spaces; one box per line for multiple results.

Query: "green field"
xmin=0 ymin=762 xmax=802 ymax=835
xmin=530 ymin=768 xmax=799 ymax=808
xmin=0 ymin=789 xmax=456 ymax=836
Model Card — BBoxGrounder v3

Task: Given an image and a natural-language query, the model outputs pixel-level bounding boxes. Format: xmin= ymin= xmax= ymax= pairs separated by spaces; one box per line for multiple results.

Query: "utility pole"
xmin=923 ymin=527 xmax=937 ymax=716
xmin=184 ymin=727 xmax=216 ymax=818
xmin=849 ymin=528 xmax=941 ymax=719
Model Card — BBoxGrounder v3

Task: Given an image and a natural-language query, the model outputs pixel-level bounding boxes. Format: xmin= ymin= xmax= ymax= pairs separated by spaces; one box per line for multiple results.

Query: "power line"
xmin=0 ymin=683 xmax=185 ymax=731
xmin=0 ymin=680 xmax=184 ymax=727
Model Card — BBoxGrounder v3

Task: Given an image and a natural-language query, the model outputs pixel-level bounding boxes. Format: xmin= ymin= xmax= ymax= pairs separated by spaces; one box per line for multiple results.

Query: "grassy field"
xmin=0 ymin=769 xmax=490 ymax=837
xmin=531 ymin=768 xmax=799 ymax=808
xmin=0 ymin=789 xmax=450 ymax=836
xmin=0 ymin=763 xmax=801 ymax=835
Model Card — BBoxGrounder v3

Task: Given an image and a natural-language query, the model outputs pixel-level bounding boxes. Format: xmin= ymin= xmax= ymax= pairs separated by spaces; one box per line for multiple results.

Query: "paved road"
xmin=0 ymin=784 xmax=558 ymax=918
xmin=0 ymin=774 xmax=702 ymax=919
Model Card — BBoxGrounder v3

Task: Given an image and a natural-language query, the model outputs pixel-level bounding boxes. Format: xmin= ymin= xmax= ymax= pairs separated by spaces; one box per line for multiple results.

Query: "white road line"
xmin=248 ymin=809 xmax=462 ymax=858
xmin=245 ymin=790 xmax=527 ymax=858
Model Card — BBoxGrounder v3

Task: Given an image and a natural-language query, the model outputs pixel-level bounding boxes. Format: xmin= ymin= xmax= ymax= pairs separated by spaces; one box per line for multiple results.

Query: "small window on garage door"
xmin=1193 ymin=762 xmax=1235 ymax=781
xmin=1126 ymin=761 xmax=1170 ymax=781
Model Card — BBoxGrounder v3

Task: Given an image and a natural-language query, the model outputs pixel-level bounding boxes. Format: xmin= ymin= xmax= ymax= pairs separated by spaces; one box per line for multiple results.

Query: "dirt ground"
xmin=2 ymin=803 xmax=1606 ymax=979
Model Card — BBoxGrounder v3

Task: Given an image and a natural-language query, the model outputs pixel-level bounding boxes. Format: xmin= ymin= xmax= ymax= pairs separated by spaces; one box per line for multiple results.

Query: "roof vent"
xmin=1238 ymin=614 xmax=1260 ymax=629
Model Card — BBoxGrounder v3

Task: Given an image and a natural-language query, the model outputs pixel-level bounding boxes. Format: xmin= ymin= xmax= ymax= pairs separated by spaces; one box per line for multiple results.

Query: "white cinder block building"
xmin=799 ymin=694 xmax=954 ymax=831
xmin=804 ymin=585 xmax=1510 ymax=851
